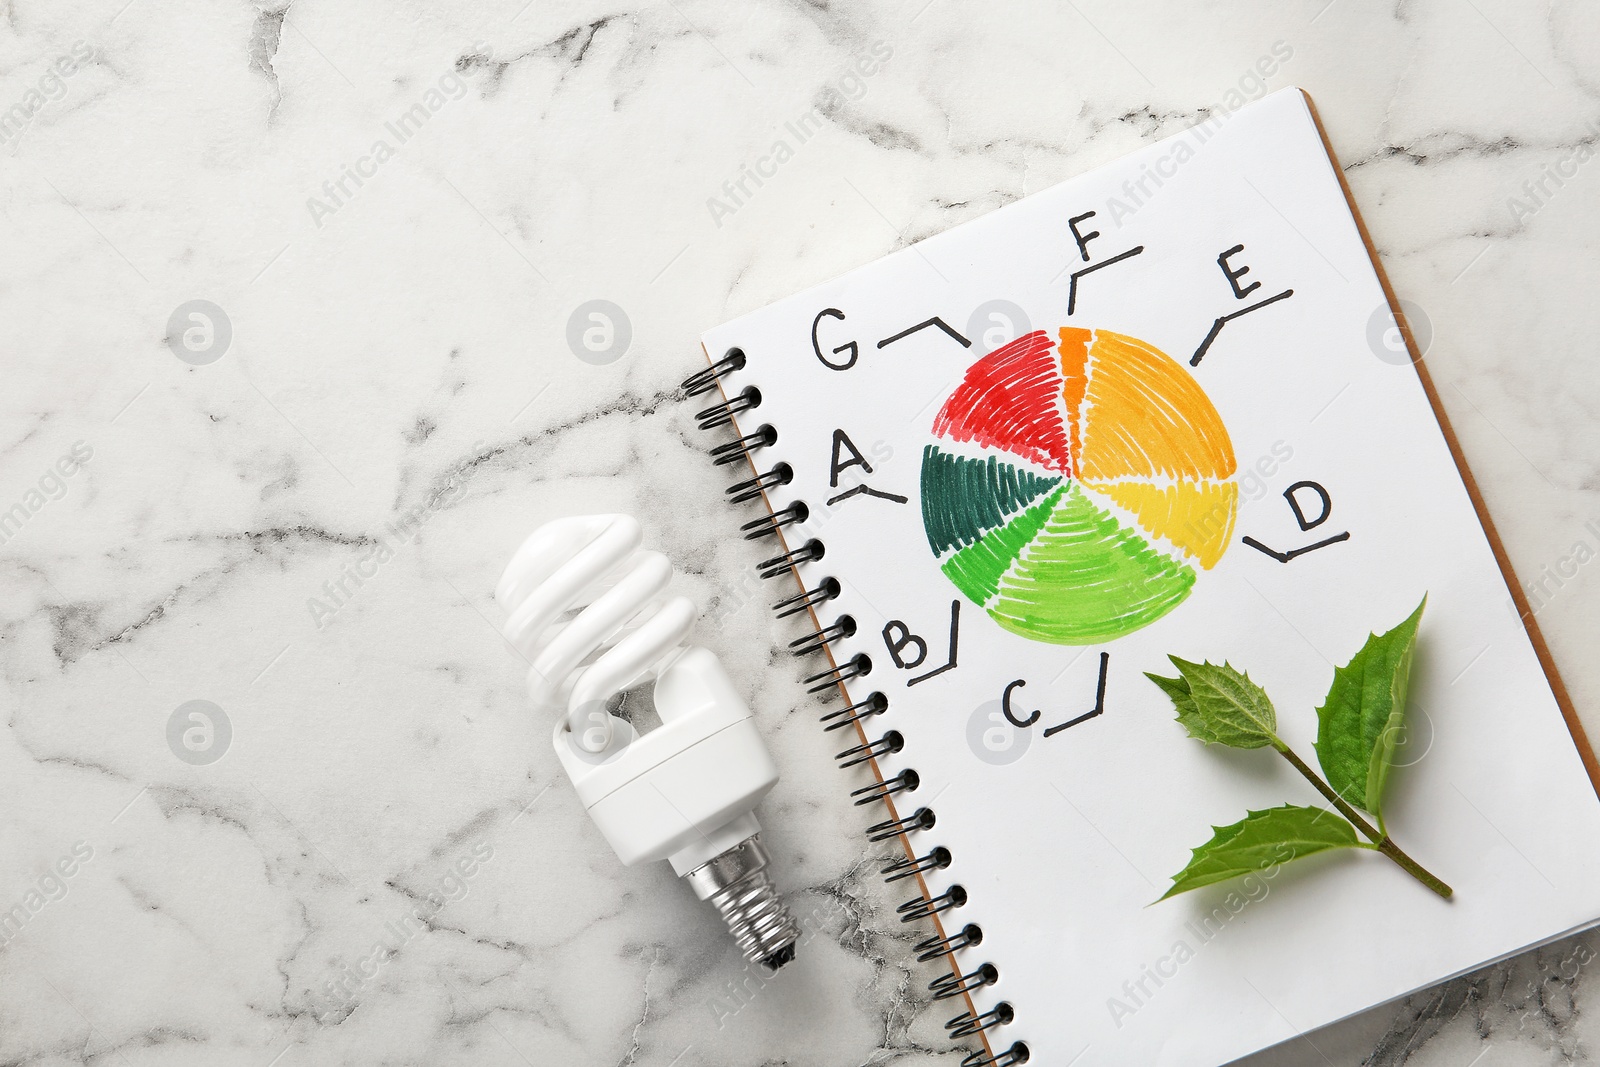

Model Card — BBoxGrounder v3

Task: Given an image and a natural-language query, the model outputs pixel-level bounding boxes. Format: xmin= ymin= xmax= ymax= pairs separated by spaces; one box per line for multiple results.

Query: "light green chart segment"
xmin=926 ymin=446 xmax=1197 ymax=644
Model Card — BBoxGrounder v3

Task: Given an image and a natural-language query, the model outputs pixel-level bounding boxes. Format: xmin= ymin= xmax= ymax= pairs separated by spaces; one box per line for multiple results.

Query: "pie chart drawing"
xmin=921 ymin=326 xmax=1239 ymax=645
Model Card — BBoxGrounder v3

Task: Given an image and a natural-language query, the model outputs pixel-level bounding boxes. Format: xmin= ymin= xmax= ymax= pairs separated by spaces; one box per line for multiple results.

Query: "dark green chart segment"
xmin=920 ymin=445 xmax=1062 ymax=555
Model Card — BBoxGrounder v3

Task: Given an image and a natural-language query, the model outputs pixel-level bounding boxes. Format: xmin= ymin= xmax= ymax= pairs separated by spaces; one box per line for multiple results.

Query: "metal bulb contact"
xmin=683 ymin=835 xmax=801 ymax=970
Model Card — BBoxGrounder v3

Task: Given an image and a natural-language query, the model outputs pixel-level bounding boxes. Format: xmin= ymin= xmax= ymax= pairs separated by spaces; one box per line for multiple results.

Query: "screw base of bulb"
xmin=683 ymin=834 xmax=800 ymax=970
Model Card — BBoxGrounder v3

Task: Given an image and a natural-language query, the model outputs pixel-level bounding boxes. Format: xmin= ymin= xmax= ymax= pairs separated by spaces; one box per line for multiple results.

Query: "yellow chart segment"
xmin=1083 ymin=479 xmax=1239 ymax=570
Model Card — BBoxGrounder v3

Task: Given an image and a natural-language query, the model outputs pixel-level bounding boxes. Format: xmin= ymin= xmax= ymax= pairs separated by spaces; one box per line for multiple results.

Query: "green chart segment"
xmin=922 ymin=444 xmax=1198 ymax=644
xmin=921 ymin=446 xmax=1062 ymax=555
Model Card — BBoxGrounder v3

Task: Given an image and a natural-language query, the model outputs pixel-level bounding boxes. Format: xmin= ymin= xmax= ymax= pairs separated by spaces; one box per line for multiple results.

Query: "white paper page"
xmin=701 ymin=88 xmax=1600 ymax=1067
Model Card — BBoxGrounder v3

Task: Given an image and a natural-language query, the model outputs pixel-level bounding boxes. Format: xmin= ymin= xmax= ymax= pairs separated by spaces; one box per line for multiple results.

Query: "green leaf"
xmin=1314 ymin=596 xmax=1427 ymax=818
xmin=1145 ymin=671 xmax=1202 ymax=732
xmin=1159 ymin=804 xmax=1364 ymax=900
xmin=1151 ymin=658 xmax=1280 ymax=749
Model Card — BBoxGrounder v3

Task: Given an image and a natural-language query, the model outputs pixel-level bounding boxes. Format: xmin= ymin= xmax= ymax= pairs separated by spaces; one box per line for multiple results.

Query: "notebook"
xmin=685 ymin=88 xmax=1600 ymax=1067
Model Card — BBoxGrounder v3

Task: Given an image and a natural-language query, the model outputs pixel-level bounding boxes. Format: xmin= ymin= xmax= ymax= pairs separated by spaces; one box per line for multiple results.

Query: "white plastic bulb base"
xmin=551 ymin=647 xmax=801 ymax=970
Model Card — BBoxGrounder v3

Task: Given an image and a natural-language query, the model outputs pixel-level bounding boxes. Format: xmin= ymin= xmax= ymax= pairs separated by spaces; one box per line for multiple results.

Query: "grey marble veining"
xmin=1 ymin=1 xmax=1598 ymax=1065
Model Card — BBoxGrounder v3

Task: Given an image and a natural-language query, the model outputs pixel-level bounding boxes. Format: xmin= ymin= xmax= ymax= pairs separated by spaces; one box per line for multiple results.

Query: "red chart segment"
xmin=931 ymin=330 xmax=1074 ymax=474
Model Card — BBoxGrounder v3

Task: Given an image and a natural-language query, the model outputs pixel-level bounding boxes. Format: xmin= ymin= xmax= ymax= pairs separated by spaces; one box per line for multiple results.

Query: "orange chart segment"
xmin=1084 ymin=480 xmax=1239 ymax=570
xmin=1073 ymin=329 xmax=1236 ymax=482
xmin=1058 ymin=327 xmax=1090 ymax=474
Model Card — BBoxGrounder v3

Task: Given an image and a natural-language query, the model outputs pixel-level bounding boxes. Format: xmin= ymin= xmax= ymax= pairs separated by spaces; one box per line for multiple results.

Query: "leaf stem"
xmin=1274 ymin=743 xmax=1453 ymax=899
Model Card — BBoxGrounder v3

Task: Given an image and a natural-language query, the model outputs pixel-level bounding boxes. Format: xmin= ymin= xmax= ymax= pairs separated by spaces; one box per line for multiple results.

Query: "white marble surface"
xmin=2 ymin=1 xmax=1599 ymax=1064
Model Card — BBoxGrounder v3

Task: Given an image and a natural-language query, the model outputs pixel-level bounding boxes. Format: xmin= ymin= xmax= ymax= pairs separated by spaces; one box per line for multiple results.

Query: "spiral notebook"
xmin=686 ymin=88 xmax=1600 ymax=1067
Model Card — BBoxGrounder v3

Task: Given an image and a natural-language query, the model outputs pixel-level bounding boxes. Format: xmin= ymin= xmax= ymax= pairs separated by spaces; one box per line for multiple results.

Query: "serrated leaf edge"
xmin=1313 ymin=596 xmax=1427 ymax=819
xmin=1156 ymin=804 xmax=1367 ymax=902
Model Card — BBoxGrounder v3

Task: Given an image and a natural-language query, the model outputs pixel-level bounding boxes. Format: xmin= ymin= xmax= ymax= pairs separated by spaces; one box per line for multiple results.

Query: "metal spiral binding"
xmin=850 ymin=768 xmax=918 ymax=806
xmin=961 ymin=1042 xmax=1030 ymax=1066
xmin=836 ymin=729 xmax=903 ymax=769
xmin=742 ymin=502 xmax=809 ymax=539
xmin=898 ymin=884 xmax=966 ymax=923
xmin=758 ymin=538 xmax=823 ymax=579
xmin=683 ymin=349 xmax=746 ymax=396
xmin=882 ymin=845 xmax=950 ymax=882
xmin=774 ymin=578 xmax=840 ymax=619
xmin=803 ymin=652 xmax=869 ymax=693
xmin=821 ymin=690 xmax=885 ymax=732
xmin=729 ymin=463 xmax=792 ymax=504
xmin=947 ymin=1001 xmax=1012 ymax=1038
xmin=712 ymin=425 xmax=777 ymax=466
xmin=917 ymin=921 xmax=980 ymax=961
xmin=696 ymin=385 xmax=760 ymax=431
xmin=930 ymin=961 xmax=997 ymax=1000
xmin=866 ymin=806 xmax=933 ymax=842
xmin=683 ymin=349 xmax=1018 ymax=1067
xmin=790 ymin=616 xmax=857 ymax=657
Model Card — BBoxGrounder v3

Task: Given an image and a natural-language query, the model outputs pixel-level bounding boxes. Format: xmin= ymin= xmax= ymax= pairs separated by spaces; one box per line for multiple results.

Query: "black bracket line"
xmin=826 ymin=484 xmax=909 ymax=506
xmin=1043 ymin=651 xmax=1109 ymax=738
xmin=1241 ymin=531 xmax=1351 ymax=562
xmin=907 ymin=600 xmax=960 ymax=686
xmin=1189 ymin=288 xmax=1295 ymax=366
xmin=876 ymin=317 xmax=971 ymax=350
xmin=1066 ymin=246 xmax=1144 ymax=316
